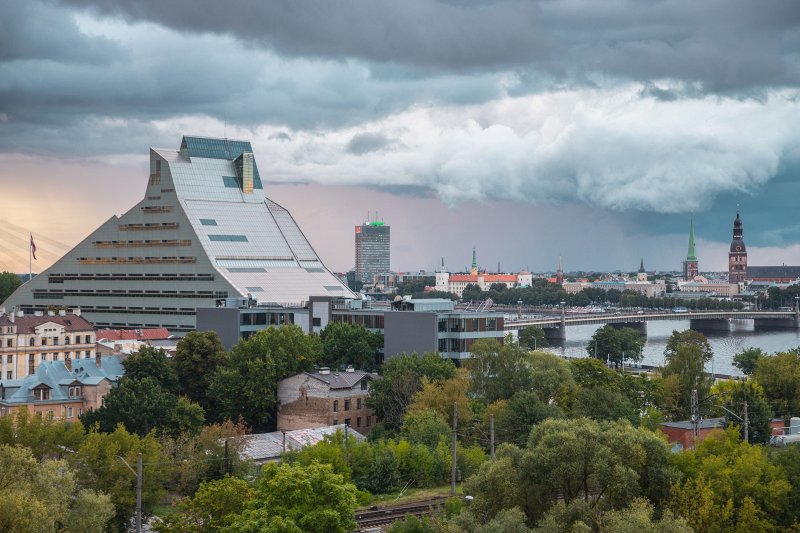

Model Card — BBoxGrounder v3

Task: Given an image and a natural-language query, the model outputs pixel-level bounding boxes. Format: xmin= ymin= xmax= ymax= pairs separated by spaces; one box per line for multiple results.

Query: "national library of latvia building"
xmin=1 ymin=136 xmax=354 ymax=332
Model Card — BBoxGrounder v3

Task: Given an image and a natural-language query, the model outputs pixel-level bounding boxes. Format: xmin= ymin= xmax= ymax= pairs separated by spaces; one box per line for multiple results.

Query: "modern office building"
xmin=355 ymin=220 xmax=390 ymax=283
xmin=1 ymin=136 xmax=355 ymax=332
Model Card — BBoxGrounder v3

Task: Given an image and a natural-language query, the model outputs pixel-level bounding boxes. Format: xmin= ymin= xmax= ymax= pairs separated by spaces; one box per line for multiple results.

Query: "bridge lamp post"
xmin=518 ymin=300 xmax=523 ymax=319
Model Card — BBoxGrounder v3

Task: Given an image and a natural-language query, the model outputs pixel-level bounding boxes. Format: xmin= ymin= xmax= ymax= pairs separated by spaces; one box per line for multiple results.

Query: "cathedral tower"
xmin=683 ymin=217 xmax=699 ymax=281
xmin=728 ymin=209 xmax=747 ymax=283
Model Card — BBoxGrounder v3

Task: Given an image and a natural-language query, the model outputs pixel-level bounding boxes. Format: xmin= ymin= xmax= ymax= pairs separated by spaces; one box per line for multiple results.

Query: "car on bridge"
xmin=671 ymin=306 xmax=689 ymax=313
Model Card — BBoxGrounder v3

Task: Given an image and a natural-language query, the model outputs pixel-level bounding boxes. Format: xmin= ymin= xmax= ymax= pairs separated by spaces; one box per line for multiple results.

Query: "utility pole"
xmin=691 ymin=389 xmax=699 ymax=449
xmin=136 ymin=453 xmax=142 ymax=533
xmin=451 ymin=402 xmax=458 ymax=495
xmin=224 ymin=438 xmax=230 ymax=475
xmin=743 ymin=400 xmax=749 ymax=444
xmin=489 ymin=414 xmax=495 ymax=460
xmin=344 ymin=423 xmax=350 ymax=463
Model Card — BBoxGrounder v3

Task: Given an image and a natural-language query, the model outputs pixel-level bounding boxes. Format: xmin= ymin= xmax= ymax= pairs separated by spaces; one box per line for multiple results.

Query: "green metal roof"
xmin=686 ymin=217 xmax=697 ymax=261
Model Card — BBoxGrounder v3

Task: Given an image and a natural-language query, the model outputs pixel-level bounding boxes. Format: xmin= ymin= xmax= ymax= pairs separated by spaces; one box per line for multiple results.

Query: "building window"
xmin=312 ymin=318 xmax=321 ymax=327
xmin=47 ymin=410 xmax=54 ymax=420
xmin=29 ymin=338 xmax=35 ymax=346
xmin=332 ymin=400 xmax=338 ymax=412
xmin=5 ymin=339 xmax=11 ymax=348
xmin=78 ymin=408 xmax=83 ymax=416
xmin=208 ymin=235 xmax=248 ymax=242
xmin=345 ymin=418 xmax=351 ymax=426
xmin=357 ymin=417 xmax=361 ymax=428
xmin=5 ymin=355 xmax=11 ymax=363
xmin=69 ymin=386 xmax=81 ymax=398
xmin=40 ymin=354 xmax=46 ymax=361
xmin=67 ymin=407 xmax=73 ymax=418
xmin=41 ymin=338 xmax=47 ymax=346
xmin=200 ymin=219 xmax=217 ymax=226
xmin=361 ymin=379 xmax=368 ymax=391
xmin=53 ymin=337 xmax=59 ymax=345
xmin=84 ymin=351 xmax=91 ymax=359
xmin=357 ymin=398 xmax=362 ymax=409
xmin=33 ymin=388 xmax=51 ymax=401
xmin=366 ymin=416 xmax=371 ymax=427
xmin=64 ymin=336 xmax=70 ymax=344
xmin=333 ymin=419 xmax=338 ymax=425
xmin=344 ymin=399 xmax=351 ymax=411
xmin=85 ymin=335 xmax=92 ymax=344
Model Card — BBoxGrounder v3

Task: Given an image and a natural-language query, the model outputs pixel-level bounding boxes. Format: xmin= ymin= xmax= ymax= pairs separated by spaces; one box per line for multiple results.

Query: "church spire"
xmin=470 ymin=246 xmax=478 ymax=276
xmin=686 ymin=216 xmax=697 ymax=261
xmin=556 ymin=255 xmax=564 ymax=284
xmin=639 ymin=258 xmax=645 ymax=273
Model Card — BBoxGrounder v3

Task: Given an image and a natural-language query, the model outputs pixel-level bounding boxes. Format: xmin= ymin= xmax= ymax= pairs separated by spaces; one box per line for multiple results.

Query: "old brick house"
xmin=277 ymin=367 xmax=376 ymax=433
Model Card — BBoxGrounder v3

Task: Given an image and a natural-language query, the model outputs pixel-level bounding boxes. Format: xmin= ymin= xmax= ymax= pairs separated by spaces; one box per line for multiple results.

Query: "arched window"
xmin=29 ymin=337 xmax=35 ymax=346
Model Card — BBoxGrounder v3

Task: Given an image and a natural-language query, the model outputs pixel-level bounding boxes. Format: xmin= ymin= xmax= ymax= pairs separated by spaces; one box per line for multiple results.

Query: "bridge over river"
xmin=504 ymin=309 xmax=800 ymax=341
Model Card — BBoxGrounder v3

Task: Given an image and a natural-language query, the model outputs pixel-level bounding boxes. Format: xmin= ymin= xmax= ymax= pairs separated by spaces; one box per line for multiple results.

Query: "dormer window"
xmin=68 ymin=386 xmax=82 ymax=398
xmin=33 ymin=387 xmax=51 ymax=401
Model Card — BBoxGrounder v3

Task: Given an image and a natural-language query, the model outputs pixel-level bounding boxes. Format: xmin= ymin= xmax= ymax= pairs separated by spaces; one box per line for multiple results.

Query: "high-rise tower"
xmin=354 ymin=217 xmax=390 ymax=283
xmin=683 ymin=217 xmax=699 ymax=281
xmin=728 ymin=209 xmax=747 ymax=283
xmin=470 ymin=247 xmax=478 ymax=276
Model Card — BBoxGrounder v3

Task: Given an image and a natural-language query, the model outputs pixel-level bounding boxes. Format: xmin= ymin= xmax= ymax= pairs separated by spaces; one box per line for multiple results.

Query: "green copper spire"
xmin=471 ymin=246 xmax=477 ymax=269
xmin=687 ymin=217 xmax=697 ymax=261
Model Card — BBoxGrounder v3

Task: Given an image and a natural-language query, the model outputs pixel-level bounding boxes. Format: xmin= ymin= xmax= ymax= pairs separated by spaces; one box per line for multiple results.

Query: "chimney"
xmin=34 ymin=311 xmax=43 ymax=317
xmin=16 ymin=310 xmax=23 ymax=317
xmin=319 ymin=367 xmax=330 ymax=375
xmin=47 ymin=310 xmax=55 ymax=316
xmin=58 ymin=309 xmax=66 ymax=316
xmin=95 ymin=352 xmax=102 ymax=368
xmin=65 ymin=356 xmax=72 ymax=372
xmin=345 ymin=366 xmax=354 ymax=373
xmin=73 ymin=308 xmax=81 ymax=317
xmin=8 ymin=312 xmax=14 ymax=323
xmin=0 ymin=307 xmax=5 ymax=317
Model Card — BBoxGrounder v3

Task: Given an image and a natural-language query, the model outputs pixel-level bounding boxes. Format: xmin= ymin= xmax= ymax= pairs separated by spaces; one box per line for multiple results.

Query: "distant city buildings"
xmin=729 ymin=209 xmax=800 ymax=284
xmin=1 ymin=136 xmax=354 ymax=333
xmin=562 ymin=259 xmax=667 ymax=297
xmin=355 ymin=218 xmax=390 ymax=284
xmin=434 ymin=248 xmax=533 ymax=298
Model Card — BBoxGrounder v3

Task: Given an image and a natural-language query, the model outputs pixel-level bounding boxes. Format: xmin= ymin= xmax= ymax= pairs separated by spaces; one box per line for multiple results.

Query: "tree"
xmin=466 ymin=339 xmax=535 ymax=403
xmin=122 ymin=345 xmax=180 ymax=394
xmin=400 ymin=409 xmax=450 ymax=448
xmin=573 ymin=386 xmax=638 ymax=425
xmin=528 ymin=351 xmax=575 ymax=406
xmin=320 ymin=322 xmax=383 ymax=371
xmin=0 ymin=409 xmax=86 ymax=460
xmin=0 ymin=271 xmax=21 ymax=303
xmin=491 ymin=391 xmax=564 ymax=447
xmin=669 ymin=428 xmax=790 ymax=532
xmin=519 ymin=326 xmax=548 ymax=350
xmin=155 ymin=477 xmax=255 ymax=533
xmin=586 ymin=325 xmax=644 ymax=367
xmin=661 ymin=344 xmax=713 ymax=420
xmin=81 ymin=376 xmax=203 ymax=437
xmin=733 ymin=348 xmax=765 ymax=376
xmin=75 ymin=425 xmax=170 ymax=532
xmin=226 ymin=462 xmax=359 ymax=533
xmin=664 ymin=329 xmax=713 ymax=363
xmin=173 ymin=331 xmax=227 ymax=411
xmin=0 ymin=444 xmax=114 ymax=533
xmin=208 ymin=325 xmax=322 ymax=430
xmin=367 ymin=352 xmax=456 ymax=431
xmin=711 ymin=380 xmax=773 ymax=444
xmin=408 ymin=369 xmax=473 ymax=426
xmin=752 ymin=350 xmax=800 ymax=421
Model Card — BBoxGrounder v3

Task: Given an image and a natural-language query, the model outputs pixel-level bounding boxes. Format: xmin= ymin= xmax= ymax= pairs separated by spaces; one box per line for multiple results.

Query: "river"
xmin=538 ymin=319 xmax=800 ymax=377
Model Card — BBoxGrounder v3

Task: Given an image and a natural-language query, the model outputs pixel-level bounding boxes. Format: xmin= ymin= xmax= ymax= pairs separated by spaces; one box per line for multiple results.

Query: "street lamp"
xmin=518 ymin=299 xmax=523 ymax=319
xmin=118 ymin=454 xmax=142 ymax=533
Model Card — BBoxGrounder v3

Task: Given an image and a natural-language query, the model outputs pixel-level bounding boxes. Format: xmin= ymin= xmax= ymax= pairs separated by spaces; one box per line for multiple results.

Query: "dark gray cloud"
xmin=55 ymin=0 xmax=800 ymax=91
xmin=346 ymin=132 xmax=392 ymax=155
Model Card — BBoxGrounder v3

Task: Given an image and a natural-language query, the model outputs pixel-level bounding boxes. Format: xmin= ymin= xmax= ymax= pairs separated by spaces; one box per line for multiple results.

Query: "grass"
xmin=364 ymin=483 xmax=463 ymax=508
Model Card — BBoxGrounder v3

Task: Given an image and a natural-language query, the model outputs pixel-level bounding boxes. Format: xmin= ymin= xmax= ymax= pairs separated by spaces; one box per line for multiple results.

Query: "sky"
xmin=1 ymin=0 xmax=800 ymax=274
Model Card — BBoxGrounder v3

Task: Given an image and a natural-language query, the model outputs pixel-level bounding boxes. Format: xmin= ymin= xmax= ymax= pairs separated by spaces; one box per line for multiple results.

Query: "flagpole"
xmin=29 ymin=233 xmax=32 ymax=283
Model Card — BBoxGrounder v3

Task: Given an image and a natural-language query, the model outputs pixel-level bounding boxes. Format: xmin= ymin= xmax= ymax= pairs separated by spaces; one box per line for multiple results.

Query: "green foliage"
xmin=669 ymin=427 xmax=790 ymax=532
xmin=74 ymin=425 xmax=170 ymax=532
xmin=664 ymin=329 xmax=713 ymax=363
xmin=155 ymin=476 xmax=255 ymax=533
xmin=368 ymin=352 xmax=456 ymax=431
xmin=388 ymin=515 xmax=437 ymax=533
xmin=81 ymin=376 xmax=204 ymax=437
xmin=595 ymin=498 xmax=691 ymax=533
xmin=0 ymin=444 xmax=114 ymax=533
xmin=320 ymin=322 xmax=383 ymax=371
xmin=466 ymin=339 xmax=537 ymax=404
xmin=769 ymin=445 xmax=800 ymax=526
xmin=573 ymin=386 xmax=638 ymax=425
xmin=519 ymin=326 xmax=547 ymax=350
xmin=400 ymin=409 xmax=451 ymax=448
xmin=0 ymin=271 xmax=22 ymax=303
xmin=464 ymin=418 xmax=674 ymax=524
xmin=455 ymin=506 xmax=533 ymax=533
xmin=752 ymin=350 xmax=800 ymax=421
xmin=586 ymin=325 xmax=645 ymax=366
xmin=173 ymin=331 xmax=227 ymax=412
xmin=225 ymin=462 xmax=359 ymax=533
xmin=408 ymin=369 xmax=473 ymax=426
xmin=0 ymin=409 xmax=86 ymax=459
xmin=733 ymin=347 xmax=765 ymax=376
xmin=491 ymin=391 xmax=564 ymax=447
xmin=208 ymin=325 xmax=322 ymax=430
xmin=122 ymin=345 xmax=180 ymax=394
xmin=395 ymin=277 xmax=436 ymax=296
xmin=711 ymin=380 xmax=773 ymax=444
xmin=528 ymin=351 xmax=576 ymax=406
xmin=661 ymin=344 xmax=713 ymax=420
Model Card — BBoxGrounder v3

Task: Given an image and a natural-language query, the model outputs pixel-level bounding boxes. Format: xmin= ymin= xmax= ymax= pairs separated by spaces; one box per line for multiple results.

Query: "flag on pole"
xmin=30 ymin=234 xmax=37 ymax=260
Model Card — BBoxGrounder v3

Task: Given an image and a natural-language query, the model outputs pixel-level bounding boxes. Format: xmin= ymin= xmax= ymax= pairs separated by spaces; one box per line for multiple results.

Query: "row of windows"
xmin=1 ymin=335 xmax=93 ymax=347
xmin=200 ymin=219 xmax=217 ymax=226
xmin=331 ymin=314 xmax=385 ymax=329
xmin=48 ymin=273 xmax=214 ymax=282
xmin=332 ymin=396 xmax=366 ymax=412
xmin=240 ymin=313 xmax=295 ymax=326
xmin=94 ymin=239 xmax=191 ymax=248
xmin=77 ymin=257 xmax=197 ymax=265
xmin=208 ymin=235 xmax=248 ymax=242
xmin=118 ymin=222 xmax=179 ymax=231
xmin=141 ymin=206 xmax=173 ymax=213
xmin=332 ymin=416 xmax=371 ymax=429
xmin=34 ymin=290 xmax=226 ymax=299
xmin=437 ymin=317 xmax=501 ymax=333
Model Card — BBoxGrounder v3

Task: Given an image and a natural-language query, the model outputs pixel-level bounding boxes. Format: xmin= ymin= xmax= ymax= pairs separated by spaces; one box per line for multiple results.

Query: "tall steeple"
xmin=683 ymin=217 xmax=699 ymax=281
xmin=729 ymin=207 xmax=747 ymax=283
xmin=637 ymin=258 xmax=647 ymax=281
xmin=470 ymin=246 xmax=478 ymax=276
xmin=556 ymin=255 xmax=564 ymax=285
xmin=639 ymin=258 xmax=645 ymax=273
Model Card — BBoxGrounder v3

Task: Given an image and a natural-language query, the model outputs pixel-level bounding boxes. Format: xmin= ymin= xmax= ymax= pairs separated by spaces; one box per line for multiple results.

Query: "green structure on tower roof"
xmin=472 ymin=246 xmax=477 ymax=270
xmin=686 ymin=217 xmax=697 ymax=261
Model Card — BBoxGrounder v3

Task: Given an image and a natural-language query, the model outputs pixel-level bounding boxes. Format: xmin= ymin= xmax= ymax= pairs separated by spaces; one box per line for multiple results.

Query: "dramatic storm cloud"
xmin=1 ymin=0 xmax=799 ymax=271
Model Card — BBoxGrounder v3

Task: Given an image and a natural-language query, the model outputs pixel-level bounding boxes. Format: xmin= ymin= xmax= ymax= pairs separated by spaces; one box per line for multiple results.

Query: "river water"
xmin=539 ymin=319 xmax=800 ymax=377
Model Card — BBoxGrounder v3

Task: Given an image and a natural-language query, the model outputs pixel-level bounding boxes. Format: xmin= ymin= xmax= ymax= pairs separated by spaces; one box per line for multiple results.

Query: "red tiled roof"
xmin=96 ymin=328 xmax=172 ymax=341
xmin=0 ymin=313 xmax=94 ymax=334
xmin=483 ymin=274 xmax=517 ymax=283
xmin=450 ymin=274 xmax=479 ymax=282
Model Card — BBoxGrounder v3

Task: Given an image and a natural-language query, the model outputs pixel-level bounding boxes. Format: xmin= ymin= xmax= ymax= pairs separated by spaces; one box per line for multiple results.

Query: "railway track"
xmin=355 ymin=496 xmax=447 ymax=531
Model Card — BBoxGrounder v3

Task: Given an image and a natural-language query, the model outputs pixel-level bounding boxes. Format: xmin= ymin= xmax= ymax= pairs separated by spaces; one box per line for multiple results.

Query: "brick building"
xmin=0 ymin=309 xmax=96 ymax=381
xmin=659 ymin=417 xmax=726 ymax=451
xmin=277 ymin=368 xmax=376 ymax=433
